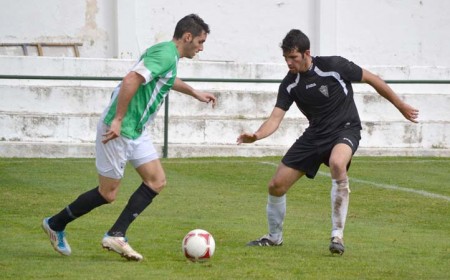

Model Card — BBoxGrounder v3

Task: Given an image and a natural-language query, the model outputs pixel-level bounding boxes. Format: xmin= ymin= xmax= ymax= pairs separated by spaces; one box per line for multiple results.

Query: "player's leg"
xmin=102 ymin=132 xmax=161 ymax=261
xmin=267 ymin=163 xmax=305 ymax=242
xmin=42 ymin=121 xmax=124 ymax=256
xmin=248 ymin=136 xmax=319 ymax=247
xmin=102 ymin=159 xmax=163 ymax=261
xmin=42 ymin=179 xmax=114 ymax=256
xmin=247 ymin=163 xmax=304 ymax=246
xmin=328 ymin=142 xmax=353 ymax=255
xmin=106 ymin=159 xmax=164 ymax=238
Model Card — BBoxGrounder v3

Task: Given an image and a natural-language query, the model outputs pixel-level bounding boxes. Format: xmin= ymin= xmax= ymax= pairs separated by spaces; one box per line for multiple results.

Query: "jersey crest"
xmin=319 ymin=85 xmax=329 ymax=98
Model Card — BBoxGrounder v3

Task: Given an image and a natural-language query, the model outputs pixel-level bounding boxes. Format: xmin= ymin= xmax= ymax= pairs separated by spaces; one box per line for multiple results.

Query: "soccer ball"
xmin=182 ymin=229 xmax=215 ymax=262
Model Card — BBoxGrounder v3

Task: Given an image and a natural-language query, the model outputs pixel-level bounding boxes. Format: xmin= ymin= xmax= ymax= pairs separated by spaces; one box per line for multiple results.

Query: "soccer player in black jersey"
xmin=237 ymin=29 xmax=419 ymax=255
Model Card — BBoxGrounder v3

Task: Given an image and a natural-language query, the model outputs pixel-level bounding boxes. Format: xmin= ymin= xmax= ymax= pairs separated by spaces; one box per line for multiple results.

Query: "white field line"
xmin=317 ymin=171 xmax=450 ymax=202
xmin=3 ymin=158 xmax=449 ymax=202
xmin=352 ymin=159 xmax=450 ymax=164
xmin=259 ymin=161 xmax=450 ymax=202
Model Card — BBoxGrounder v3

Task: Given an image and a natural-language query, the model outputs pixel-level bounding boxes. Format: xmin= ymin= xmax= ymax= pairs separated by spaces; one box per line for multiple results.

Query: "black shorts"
xmin=281 ymin=129 xmax=361 ymax=179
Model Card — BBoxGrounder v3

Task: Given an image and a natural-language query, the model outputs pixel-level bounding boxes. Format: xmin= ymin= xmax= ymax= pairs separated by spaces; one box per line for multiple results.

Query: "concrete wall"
xmin=1 ymin=0 xmax=449 ymax=157
xmin=1 ymin=56 xmax=449 ymax=158
xmin=1 ymin=0 xmax=449 ymax=67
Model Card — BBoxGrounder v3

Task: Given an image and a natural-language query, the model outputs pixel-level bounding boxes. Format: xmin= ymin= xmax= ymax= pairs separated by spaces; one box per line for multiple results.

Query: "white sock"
xmin=330 ymin=178 xmax=350 ymax=238
xmin=267 ymin=194 xmax=286 ymax=241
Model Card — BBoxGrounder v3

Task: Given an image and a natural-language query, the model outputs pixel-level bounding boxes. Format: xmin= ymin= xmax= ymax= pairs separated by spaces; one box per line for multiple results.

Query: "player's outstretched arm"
xmin=237 ymin=107 xmax=286 ymax=145
xmin=361 ymin=69 xmax=419 ymax=123
xmin=172 ymin=77 xmax=216 ymax=108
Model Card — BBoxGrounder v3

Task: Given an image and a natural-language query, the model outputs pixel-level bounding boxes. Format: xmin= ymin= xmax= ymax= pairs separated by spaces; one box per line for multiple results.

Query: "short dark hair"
xmin=173 ymin=14 xmax=210 ymax=39
xmin=281 ymin=29 xmax=310 ymax=53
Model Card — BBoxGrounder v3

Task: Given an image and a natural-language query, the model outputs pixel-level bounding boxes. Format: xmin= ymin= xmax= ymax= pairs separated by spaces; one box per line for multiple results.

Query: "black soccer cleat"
xmin=247 ymin=234 xmax=283 ymax=246
xmin=329 ymin=236 xmax=345 ymax=255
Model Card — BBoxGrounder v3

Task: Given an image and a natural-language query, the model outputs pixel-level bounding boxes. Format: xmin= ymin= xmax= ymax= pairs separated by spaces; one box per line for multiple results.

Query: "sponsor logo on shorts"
xmin=343 ymin=137 xmax=354 ymax=147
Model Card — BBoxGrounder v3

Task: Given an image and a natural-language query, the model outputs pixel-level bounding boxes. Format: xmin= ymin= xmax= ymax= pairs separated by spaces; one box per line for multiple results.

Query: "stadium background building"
xmin=0 ymin=0 xmax=449 ymax=157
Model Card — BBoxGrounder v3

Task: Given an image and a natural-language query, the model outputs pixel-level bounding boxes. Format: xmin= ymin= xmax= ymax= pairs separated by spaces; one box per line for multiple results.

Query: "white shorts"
xmin=95 ymin=121 xmax=159 ymax=179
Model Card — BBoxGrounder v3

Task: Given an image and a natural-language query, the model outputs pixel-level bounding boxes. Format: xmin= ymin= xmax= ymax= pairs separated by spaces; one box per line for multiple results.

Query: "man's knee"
xmin=98 ymin=187 xmax=118 ymax=203
xmin=98 ymin=178 xmax=121 ymax=203
xmin=329 ymin=160 xmax=347 ymax=173
xmin=144 ymin=177 xmax=166 ymax=193
xmin=268 ymin=179 xmax=287 ymax=197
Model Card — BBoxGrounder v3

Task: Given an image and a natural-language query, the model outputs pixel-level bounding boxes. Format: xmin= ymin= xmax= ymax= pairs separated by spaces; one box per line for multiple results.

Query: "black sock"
xmin=49 ymin=186 xmax=108 ymax=231
xmin=107 ymin=182 xmax=158 ymax=237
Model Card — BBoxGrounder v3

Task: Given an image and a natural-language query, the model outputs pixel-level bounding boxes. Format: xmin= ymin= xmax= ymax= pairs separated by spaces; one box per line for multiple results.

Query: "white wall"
xmin=1 ymin=0 xmax=449 ymax=67
xmin=1 ymin=0 xmax=449 ymax=158
xmin=335 ymin=0 xmax=450 ymax=67
xmin=0 ymin=56 xmax=449 ymax=158
xmin=0 ymin=0 xmax=117 ymax=58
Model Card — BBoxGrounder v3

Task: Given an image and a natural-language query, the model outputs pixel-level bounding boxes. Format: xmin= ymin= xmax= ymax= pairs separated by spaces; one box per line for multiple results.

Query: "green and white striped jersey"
xmin=103 ymin=41 xmax=179 ymax=139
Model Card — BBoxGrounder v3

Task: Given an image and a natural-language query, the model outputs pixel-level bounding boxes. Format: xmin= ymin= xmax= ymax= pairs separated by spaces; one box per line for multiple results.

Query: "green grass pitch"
xmin=0 ymin=157 xmax=449 ymax=279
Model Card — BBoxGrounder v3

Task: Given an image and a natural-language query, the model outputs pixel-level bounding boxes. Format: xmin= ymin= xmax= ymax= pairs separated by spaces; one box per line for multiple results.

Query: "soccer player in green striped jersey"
xmin=42 ymin=14 xmax=216 ymax=261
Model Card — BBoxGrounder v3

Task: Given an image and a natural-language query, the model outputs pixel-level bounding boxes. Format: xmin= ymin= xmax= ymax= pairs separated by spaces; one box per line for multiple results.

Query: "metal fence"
xmin=1 ymin=74 xmax=449 ymax=157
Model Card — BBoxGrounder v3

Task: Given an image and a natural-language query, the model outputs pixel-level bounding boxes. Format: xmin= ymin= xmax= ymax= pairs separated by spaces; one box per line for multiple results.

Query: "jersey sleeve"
xmin=131 ymin=60 xmax=152 ymax=84
xmin=334 ymin=56 xmax=363 ymax=82
xmin=275 ymin=79 xmax=294 ymax=111
xmin=131 ymin=46 xmax=175 ymax=85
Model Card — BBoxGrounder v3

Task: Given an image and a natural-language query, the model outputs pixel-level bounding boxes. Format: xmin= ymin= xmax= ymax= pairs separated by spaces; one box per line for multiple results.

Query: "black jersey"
xmin=276 ymin=56 xmax=363 ymax=138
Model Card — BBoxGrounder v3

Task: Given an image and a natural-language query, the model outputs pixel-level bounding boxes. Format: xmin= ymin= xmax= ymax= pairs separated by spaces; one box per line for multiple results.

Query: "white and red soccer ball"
xmin=182 ymin=229 xmax=215 ymax=262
